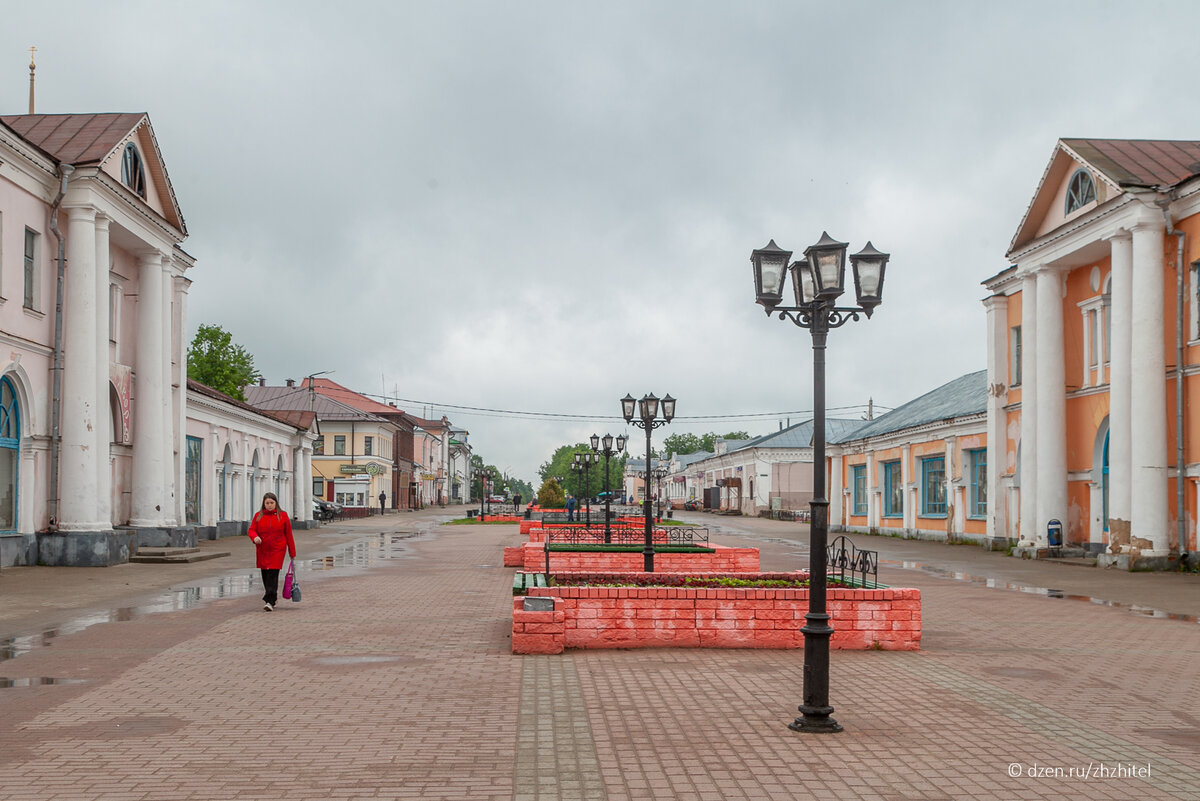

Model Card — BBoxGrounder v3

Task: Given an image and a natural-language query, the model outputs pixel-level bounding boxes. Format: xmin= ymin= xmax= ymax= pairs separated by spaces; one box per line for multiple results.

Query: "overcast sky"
xmin=5 ymin=1 xmax=1200 ymax=484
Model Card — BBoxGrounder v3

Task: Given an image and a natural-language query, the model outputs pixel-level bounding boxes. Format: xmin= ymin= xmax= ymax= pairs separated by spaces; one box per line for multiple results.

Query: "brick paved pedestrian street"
xmin=1 ymin=511 xmax=1198 ymax=800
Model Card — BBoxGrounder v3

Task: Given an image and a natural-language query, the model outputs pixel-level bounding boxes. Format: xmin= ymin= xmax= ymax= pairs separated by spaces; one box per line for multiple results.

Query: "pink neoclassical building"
xmin=0 ymin=112 xmax=315 ymax=566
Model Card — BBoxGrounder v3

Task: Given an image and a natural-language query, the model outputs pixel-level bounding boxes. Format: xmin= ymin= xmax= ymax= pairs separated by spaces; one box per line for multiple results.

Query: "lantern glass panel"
xmin=640 ymin=393 xmax=659 ymax=421
xmin=661 ymin=394 xmax=676 ymax=422
xmin=616 ymin=435 xmax=626 ymax=452
xmin=621 ymin=394 xmax=636 ymax=422
xmin=602 ymin=434 xmax=613 ymax=451
xmin=791 ymin=261 xmax=817 ymax=305
xmin=590 ymin=433 xmax=600 ymax=451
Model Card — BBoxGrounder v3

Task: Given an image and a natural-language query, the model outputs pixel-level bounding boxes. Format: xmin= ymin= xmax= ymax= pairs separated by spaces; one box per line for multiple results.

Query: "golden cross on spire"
xmin=28 ymin=45 xmax=37 ymax=65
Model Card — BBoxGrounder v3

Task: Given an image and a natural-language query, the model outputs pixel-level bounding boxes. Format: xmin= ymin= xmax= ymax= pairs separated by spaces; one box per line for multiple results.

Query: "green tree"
xmin=538 ymin=443 xmax=627 ymax=502
xmin=660 ymin=431 xmax=753 ymax=456
xmin=187 ymin=324 xmax=261 ymax=401
xmin=537 ymin=478 xmax=565 ymax=508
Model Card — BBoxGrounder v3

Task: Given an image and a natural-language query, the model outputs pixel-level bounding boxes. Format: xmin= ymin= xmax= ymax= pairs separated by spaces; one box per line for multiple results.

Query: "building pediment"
xmin=1008 ymin=138 xmax=1200 ymax=258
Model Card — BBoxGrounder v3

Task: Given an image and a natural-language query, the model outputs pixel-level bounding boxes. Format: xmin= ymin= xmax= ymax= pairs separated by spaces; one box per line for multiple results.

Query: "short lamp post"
xmin=479 ymin=469 xmax=492 ymax=522
xmin=750 ymin=231 xmax=890 ymax=735
xmin=621 ymin=393 xmax=675 ymax=572
xmin=591 ymin=433 xmax=626 ymax=543
xmin=655 ymin=464 xmax=670 ymax=520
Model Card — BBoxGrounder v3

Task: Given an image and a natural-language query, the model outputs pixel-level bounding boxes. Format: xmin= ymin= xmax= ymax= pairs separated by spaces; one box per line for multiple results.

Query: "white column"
xmin=161 ymin=269 xmax=176 ymax=526
xmin=945 ymin=437 xmax=958 ymax=537
xmin=206 ymin=430 xmax=219 ymax=527
xmin=865 ymin=452 xmax=877 ymax=528
xmin=131 ymin=252 xmax=166 ymax=527
xmin=173 ymin=275 xmax=189 ymax=527
xmin=901 ymin=445 xmax=913 ymax=530
xmin=1107 ymin=230 xmax=1133 ymax=542
xmin=1035 ymin=265 xmax=1067 ymax=547
xmin=1019 ymin=271 xmax=1038 ymax=544
xmin=829 ymin=454 xmax=843 ymax=527
xmin=984 ymin=294 xmax=1009 ymax=541
xmin=304 ymin=446 xmax=313 ymax=521
xmin=293 ymin=445 xmax=304 ymax=521
xmin=1130 ymin=218 xmax=1169 ymax=555
xmin=58 ymin=205 xmax=106 ymax=531
xmin=94 ymin=213 xmax=112 ymax=529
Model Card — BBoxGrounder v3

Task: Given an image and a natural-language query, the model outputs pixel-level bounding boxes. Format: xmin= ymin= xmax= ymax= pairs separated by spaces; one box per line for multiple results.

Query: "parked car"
xmin=312 ymin=498 xmax=341 ymax=521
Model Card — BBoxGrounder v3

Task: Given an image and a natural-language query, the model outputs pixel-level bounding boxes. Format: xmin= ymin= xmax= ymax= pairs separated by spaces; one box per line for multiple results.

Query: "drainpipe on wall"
xmin=1162 ymin=201 xmax=1188 ymax=566
xmin=46 ymin=164 xmax=74 ymax=530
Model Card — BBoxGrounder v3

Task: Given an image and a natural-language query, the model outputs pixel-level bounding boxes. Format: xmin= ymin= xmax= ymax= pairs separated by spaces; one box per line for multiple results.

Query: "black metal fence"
xmin=546 ymin=526 xmax=710 ymax=546
xmin=826 ymin=535 xmax=879 ymax=588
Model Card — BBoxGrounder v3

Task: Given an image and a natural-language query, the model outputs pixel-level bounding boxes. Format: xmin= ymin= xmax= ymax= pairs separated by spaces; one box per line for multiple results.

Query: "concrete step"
xmin=130 ymin=547 xmax=231 ymax=564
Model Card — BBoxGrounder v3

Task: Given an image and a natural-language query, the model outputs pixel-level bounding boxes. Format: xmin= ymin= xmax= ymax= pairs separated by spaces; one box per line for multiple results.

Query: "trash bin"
xmin=467 ymin=509 xmax=476 ymax=519
xmin=667 ymin=511 xmax=673 ymax=519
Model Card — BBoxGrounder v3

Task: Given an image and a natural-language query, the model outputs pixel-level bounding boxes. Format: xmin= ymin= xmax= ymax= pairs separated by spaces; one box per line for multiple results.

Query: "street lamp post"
xmin=479 ymin=469 xmax=489 ymax=522
xmin=573 ymin=451 xmax=598 ymax=526
xmin=653 ymin=464 xmax=668 ymax=521
xmin=591 ymin=433 xmax=626 ymax=543
xmin=621 ymin=393 xmax=675 ymax=572
xmin=750 ymin=232 xmax=890 ymax=735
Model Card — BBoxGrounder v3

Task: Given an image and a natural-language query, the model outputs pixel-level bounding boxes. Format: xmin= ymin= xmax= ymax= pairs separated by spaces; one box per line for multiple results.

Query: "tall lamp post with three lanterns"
xmin=572 ymin=451 xmax=599 ymax=527
xmin=621 ymin=393 xmax=675 ymax=572
xmin=591 ymin=433 xmax=626 ymax=543
xmin=750 ymin=231 xmax=890 ymax=735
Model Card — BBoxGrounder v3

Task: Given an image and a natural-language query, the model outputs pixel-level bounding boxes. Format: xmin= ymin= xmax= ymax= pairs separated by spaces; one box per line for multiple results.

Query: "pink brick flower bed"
xmin=511 ymin=577 xmax=921 ymax=654
xmin=516 ymin=542 xmax=759 ymax=572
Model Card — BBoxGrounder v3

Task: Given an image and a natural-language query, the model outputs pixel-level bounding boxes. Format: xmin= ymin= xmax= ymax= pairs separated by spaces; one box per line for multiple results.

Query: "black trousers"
xmin=261 ymin=568 xmax=281 ymax=605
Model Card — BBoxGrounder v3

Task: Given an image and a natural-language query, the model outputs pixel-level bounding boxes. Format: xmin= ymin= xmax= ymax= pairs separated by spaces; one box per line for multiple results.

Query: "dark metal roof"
xmin=832 ymin=370 xmax=986 ymax=442
xmin=0 ymin=112 xmax=146 ymax=165
xmin=187 ymin=379 xmax=315 ymax=432
xmin=1063 ymin=138 xmax=1200 ymax=188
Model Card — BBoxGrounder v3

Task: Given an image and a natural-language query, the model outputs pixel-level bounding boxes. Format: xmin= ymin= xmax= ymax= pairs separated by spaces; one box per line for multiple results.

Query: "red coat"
xmin=248 ymin=509 xmax=296 ymax=569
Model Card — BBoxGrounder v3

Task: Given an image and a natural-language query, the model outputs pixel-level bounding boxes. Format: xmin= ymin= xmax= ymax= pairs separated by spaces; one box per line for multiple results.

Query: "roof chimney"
xmin=259 ymin=378 xmax=266 ymax=386
xmin=286 ymin=379 xmax=295 ymax=387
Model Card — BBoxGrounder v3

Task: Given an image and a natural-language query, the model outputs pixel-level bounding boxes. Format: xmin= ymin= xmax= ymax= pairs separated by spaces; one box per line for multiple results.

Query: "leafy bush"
xmin=538 ymin=478 xmax=565 ymax=508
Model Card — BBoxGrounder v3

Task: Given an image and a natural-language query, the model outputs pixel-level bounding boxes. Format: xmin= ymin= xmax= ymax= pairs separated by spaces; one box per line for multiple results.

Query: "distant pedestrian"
xmin=379 ymin=491 xmax=387 ymax=514
xmin=566 ymin=494 xmax=577 ymax=522
xmin=248 ymin=492 xmax=296 ymax=611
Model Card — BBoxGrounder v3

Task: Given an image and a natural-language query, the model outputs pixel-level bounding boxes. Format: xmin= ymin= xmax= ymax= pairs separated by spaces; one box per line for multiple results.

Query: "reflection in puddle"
xmin=0 ymin=531 xmax=422 ymax=663
xmin=885 ymin=559 xmax=1198 ymax=623
xmin=0 ymin=677 xmax=88 ymax=688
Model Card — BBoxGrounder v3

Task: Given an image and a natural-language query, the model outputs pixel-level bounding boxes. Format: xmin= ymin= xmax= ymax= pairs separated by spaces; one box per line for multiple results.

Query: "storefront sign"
xmin=339 ymin=462 xmax=386 ymax=475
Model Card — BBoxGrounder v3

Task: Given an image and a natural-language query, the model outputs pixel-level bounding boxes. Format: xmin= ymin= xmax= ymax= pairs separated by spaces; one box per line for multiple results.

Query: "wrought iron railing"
xmin=826 ymin=535 xmax=879 ymax=588
xmin=546 ymin=526 xmax=710 ymax=547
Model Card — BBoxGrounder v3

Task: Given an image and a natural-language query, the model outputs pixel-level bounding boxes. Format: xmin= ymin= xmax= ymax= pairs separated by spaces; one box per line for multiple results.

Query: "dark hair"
xmin=260 ymin=492 xmax=280 ymax=512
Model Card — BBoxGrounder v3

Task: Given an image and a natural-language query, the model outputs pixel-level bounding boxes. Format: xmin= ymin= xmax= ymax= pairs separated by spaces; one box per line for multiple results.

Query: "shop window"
xmin=968 ymin=449 xmax=987 ymax=518
xmin=921 ymin=457 xmax=946 ymax=517
xmin=883 ymin=461 xmax=902 ymax=518
xmin=312 ymin=477 xmax=324 ymax=498
xmin=852 ymin=465 xmax=866 ymax=516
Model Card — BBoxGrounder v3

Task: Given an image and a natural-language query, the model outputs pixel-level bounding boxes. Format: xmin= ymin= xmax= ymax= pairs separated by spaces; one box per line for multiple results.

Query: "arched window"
xmin=0 ymin=377 xmax=21 ymax=531
xmin=121 ymin=143 xmax=146 ymax=198
xmin=1065 ymin=168 xmax=1096 ymax=214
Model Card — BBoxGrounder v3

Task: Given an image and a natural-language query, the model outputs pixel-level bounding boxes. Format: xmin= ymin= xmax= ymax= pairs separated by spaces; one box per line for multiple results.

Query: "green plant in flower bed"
xmin=546 ymin=544 xmax=715 ymax=553
xmin=446 ymin=518 xmax=521 ymax=525
xmin=548 ymin=572 xmax=833 ymax=589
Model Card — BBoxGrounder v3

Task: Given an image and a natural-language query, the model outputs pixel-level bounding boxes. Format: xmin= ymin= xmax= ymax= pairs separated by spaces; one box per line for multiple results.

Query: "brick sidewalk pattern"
xmin=0 ymin=518 xmax=1198 ymax=800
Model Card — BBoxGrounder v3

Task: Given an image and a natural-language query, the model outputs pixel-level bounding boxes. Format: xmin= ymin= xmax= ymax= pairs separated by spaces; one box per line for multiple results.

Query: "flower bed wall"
xmin=525 ymin=525 xmax=680 ymax=544
xmin=518 ymin=542 xmax=758 ymax=572
xmin=512 ymin=579 xmax=920 ymax=654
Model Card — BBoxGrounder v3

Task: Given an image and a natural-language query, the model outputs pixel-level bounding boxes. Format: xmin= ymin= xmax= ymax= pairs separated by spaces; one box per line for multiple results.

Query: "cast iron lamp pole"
xmin=479 ymin=469 xmax=489 ymax=522
xmin=592 ymin=433 xmax=626 ymax=543
xmin=654 ymin=464 xmax=668 ymax=521
xmin=621 ymin=393 xmax=675 ymax=572
xmin=750 ymin=232 xmax=891 ymax=735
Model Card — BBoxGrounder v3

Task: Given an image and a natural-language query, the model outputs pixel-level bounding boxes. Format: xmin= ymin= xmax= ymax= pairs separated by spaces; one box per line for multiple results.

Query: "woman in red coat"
xmin=248 ymin=492 xmax=296 ymax=611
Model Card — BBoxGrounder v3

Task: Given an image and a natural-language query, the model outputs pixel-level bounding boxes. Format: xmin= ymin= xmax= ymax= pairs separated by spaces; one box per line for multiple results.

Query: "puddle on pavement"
xmin=885 ymin=559 xmax=1199 ymax=623
xmin=0 ymin=676 xmax=88 ymax=688
xmin=0 ymin=531 xmax=424 ymax=664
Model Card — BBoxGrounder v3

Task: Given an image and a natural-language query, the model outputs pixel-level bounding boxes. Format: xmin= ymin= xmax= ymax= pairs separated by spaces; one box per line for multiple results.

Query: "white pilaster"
xmin=58 ymin=205 xmax=107 ymax=531
xmin=901 ymin=445 xmax=913 ymax=530
xmin=983 ymin=294 xmax=1009 ymax=541
xmin=829 ymin=455 xmax=843 ymax=527
xmin=945 ymin=437 xmax=959 ymax=537
xmin=866 ymin=452 xmax=877 ymax=529
xmin=161 ymin=267 xmax=176 ymax=526
xmin=1035 ymin=265 xmax=1068 ymax=547
xmin=1130 ymin=217 xmax=1169 ymax=555
xmin=94 ymin=213 xmax=112 ymax=529
xmin=131 ymin=252 xmax=166 ymax=527
xmin=1019 ymin=271 xmax=1038 ymax=545
xmin=1107 ymin=230 xmax=1133 ymax=538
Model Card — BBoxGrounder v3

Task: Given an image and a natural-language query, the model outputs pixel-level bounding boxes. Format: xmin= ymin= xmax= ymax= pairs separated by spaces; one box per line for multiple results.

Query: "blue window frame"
xmin=1065 ymin=168 xmax=1096 ymax=214
xmin=921 ymin=456 xmax=946 ymax=517
xmin=968 ymin=449 xmax=986 ymax=518
xmin=851 ymin=465 xmax=867 ymax=516
xmin=185 ymin=436 xmax=202 ymax=525
xmin=0 ymin=377 xmax=20 ymax=532
xmin=883 ymin=461 xmax=903 ymax=517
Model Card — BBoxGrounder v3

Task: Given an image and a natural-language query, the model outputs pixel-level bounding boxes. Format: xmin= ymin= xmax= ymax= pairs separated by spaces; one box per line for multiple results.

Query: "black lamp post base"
xmin=788 ymin=708 xmax=843 ymax=733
